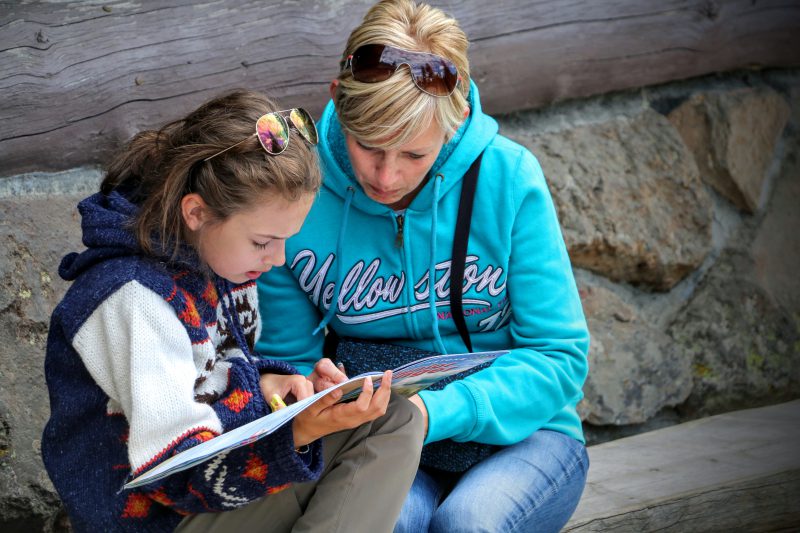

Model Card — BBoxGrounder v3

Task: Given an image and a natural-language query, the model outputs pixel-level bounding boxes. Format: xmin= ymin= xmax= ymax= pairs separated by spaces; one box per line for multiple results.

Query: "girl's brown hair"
xmin=100 ymin=89 xmax=320 ymax=258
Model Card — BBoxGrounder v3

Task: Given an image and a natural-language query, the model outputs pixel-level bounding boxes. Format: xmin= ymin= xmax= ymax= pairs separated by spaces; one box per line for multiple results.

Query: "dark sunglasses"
xmin=204 ymin=108 xmax=318 ymax=161
xmin=342 ymin=44 xmax=461 ymax=97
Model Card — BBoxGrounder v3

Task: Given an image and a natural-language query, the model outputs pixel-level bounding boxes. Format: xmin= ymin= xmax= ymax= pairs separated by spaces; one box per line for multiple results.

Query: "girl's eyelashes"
xmin=253 ymin=241 xmax=271 ymax=250
xmin=406 ymin=152 xmax=425 ymax=160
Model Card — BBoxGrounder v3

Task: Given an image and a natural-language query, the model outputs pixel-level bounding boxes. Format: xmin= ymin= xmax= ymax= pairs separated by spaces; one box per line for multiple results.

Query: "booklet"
xmin=124 ymin=349 xmax=507 ymax=489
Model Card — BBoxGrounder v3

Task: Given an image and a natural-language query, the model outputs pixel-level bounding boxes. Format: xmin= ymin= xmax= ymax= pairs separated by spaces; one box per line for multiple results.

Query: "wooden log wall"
xmin=1 ymin=0 xmax=799 ymax=177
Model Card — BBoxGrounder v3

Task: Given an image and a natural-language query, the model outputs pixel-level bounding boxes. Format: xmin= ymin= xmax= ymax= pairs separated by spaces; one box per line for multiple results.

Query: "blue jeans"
xmin=394 ymin=430 xmax=589 ymax=533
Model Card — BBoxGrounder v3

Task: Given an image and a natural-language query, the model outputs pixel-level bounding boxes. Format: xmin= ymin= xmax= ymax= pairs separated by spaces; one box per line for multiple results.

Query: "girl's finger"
xmin=290 ymin=376 xmax=314 ymax=401
xmin=315 ymin=358 xmax=348 ymax=385
xmin=380 ymin=370 xmax=393 ymax=389
xmin=320 ymin=358 xmax=348 ymax=383
xmin=305 ymin=387 xmax=342 ymax=416
xmin=369 ymin=370 xmax=393 ymax=410
xmin=353 ymin=375 xmax=375 ymax=411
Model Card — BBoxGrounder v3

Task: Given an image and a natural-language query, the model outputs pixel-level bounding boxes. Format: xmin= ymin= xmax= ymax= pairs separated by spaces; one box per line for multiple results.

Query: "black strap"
xmin=450 ymin=152 xmax=482 ymax=353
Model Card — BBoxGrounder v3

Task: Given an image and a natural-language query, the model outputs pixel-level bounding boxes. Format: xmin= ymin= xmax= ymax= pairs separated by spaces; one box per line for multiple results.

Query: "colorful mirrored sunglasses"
xmin=342 ymin=44 xmax=461 ymax=97
xmin=204 ymin=108 xmax=318 ymax=161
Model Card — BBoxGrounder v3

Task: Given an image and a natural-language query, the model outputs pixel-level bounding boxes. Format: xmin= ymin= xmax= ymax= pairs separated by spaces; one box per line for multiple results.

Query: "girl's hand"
xmin=259 ymin=373 xmax=314 ymax=407
xmin=308 ymin=358 xmax=348 ymax=392
xmin=291 ymin=370 xmax=393 ymax=447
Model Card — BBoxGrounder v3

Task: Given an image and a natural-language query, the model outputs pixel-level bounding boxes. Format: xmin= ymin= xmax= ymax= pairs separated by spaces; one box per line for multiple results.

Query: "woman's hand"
xmin=291 ymin=370 xmax=394 ymax=447
xmin=308 ymin=358 xmax=348 ymax=392
xmin=259 ymin=373 xmax=314 ymax=407
xmin=408 ymin=394 xmax=429 ymax=438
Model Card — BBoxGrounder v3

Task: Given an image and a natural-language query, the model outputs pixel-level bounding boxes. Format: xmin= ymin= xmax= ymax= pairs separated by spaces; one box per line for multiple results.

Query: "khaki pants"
xmin=176 ymin=393 xmax=423 ymax=533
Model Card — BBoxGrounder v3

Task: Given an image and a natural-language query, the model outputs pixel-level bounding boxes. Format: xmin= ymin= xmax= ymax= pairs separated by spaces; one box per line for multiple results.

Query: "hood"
xmin=316 ymin=80 xmax=499 ymax=216
xmin=60 ymin=190 xmax=257 ymax=360
xmin=59 ymin=190 xmax=203 ymax=281
xmin=59 ymin=191 xmax=144 ymax=281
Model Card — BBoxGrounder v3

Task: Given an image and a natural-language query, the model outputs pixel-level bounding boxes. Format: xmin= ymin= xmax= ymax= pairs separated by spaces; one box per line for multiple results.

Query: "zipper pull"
xmin=395 ymin=213 xmax=405 ymax=248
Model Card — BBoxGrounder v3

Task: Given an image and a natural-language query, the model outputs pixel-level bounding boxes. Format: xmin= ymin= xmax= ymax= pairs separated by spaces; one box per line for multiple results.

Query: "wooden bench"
xmin=565 ymin=400 xmax=800 ymax=532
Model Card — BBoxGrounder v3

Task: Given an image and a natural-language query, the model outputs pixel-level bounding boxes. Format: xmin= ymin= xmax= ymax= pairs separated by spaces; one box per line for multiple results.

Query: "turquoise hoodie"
xmin=257 ymin=82 xmax=589 ymax=446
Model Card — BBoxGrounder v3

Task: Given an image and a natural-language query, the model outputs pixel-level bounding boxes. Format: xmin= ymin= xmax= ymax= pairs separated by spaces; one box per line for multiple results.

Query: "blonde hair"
xmin=335 ymin=0 xmax=470 ymax=148
xmin=101 ymin=89 xmax=321 ymax=259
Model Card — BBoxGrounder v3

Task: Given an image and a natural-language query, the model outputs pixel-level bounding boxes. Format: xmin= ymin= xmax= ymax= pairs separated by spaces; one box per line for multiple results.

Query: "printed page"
xmin=339 ymin=349 xmax=508 ymax=400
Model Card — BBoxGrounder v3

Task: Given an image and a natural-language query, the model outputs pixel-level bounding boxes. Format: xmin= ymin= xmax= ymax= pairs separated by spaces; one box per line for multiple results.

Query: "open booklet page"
xmin=125 ymin=349 xmax=507 ymax=489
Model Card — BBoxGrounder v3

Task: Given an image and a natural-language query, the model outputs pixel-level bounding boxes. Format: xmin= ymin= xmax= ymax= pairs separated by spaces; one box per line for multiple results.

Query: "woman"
xmin=256 ymin=1 xmax=590 ymax=531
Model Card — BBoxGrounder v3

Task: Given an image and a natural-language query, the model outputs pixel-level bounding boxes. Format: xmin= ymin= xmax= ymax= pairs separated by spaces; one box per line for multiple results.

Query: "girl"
xmin=42 ymin=89 xmax=422 ymax=532
xmin=256 ymin=1 xmax=591 ymax=532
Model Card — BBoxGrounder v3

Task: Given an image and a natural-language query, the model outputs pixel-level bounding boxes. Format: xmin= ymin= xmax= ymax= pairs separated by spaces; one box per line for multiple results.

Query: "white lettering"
xmin=290 ymin=249 xmax=508 ymax=325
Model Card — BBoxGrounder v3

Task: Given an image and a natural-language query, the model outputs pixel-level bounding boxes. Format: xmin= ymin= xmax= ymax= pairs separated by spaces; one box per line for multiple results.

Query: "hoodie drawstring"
xmin=312 ymin=186 xmax=355 ymax=336
xmin=311 ymin=179 xmax=447 ymax=355
xmin=429 ymin=174 xmax=447 ymax=354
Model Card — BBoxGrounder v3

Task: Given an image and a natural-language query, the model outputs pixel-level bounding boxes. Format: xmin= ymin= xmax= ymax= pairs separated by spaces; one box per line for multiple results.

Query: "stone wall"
xmin=1 ymin=69 xmax=798 ymax=529
xmin=499 ymin=69 xmax=799 ymax=438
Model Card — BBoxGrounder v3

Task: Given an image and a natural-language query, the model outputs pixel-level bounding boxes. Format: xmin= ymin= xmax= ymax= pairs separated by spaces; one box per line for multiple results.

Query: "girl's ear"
xmin=181 ymin=193 xmax=208 ymax=232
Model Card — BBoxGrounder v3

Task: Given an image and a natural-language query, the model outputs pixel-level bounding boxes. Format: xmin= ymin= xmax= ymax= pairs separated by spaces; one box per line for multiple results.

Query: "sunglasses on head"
xmin=204 ymin=107 xmax=318 ymax=161
xmin=342 ymin=44 xmax=461 ymax=97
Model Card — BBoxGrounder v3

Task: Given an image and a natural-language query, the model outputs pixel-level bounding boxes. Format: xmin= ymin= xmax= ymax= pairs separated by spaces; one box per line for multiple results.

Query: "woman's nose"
xmin=374 ymin=158 xmax=396 ymax=186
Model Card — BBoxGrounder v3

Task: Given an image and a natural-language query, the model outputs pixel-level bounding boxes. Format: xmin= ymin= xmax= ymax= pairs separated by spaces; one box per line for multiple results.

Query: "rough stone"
xmin=576 ymin=275 xmax=693 ymax=425
xmin=751 ymin=115 xmax=800 ymax=317
xmin=667 ymin=248 xmax=800 ymax=418
xmin=667 ymin=87 xmax=790 ymax=213
xmin=505 ymin=108 xmax=712 ymax=291
xmin=668 ymin=86 xmax=800 ymax=419
xmin=668 ymin=104 xmax=800 ymax=418
xmin=0 ymin=183 xmax=91 ymax=531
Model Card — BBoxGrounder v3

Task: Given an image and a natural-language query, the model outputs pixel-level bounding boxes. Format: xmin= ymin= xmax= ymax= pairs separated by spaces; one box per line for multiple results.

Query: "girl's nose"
xmin=267 ymin=240 xmax=286 ymax=268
